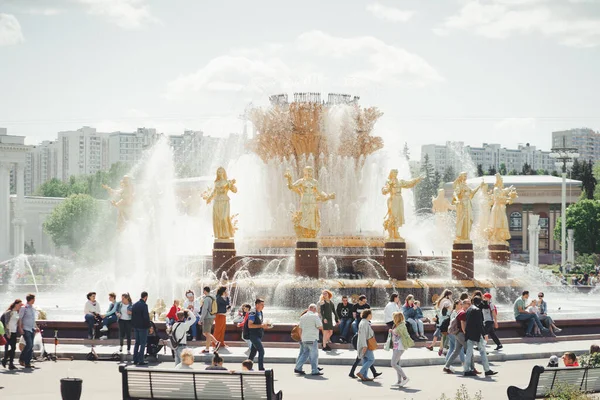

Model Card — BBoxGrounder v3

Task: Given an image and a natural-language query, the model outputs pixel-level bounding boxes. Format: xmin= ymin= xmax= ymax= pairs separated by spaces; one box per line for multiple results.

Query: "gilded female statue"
xmin=102 ymin=175 xmax=134 ymax=231
xmin=431 ymin=188 xmax=455 ymax=214
xmin=203 ymin=167 xmax=238 ymax=240
xmin=452 ymin=172 xmax=480 ymax=242
xmin=382 ymin=169 xmax=422 ymax=240
xmin=284 ymin=166 xmax=335 ymax=239
xmin=476 ymin=181 xmax=494 ymax=240
xmin=486 ymin=173 xmax=517 ymax=245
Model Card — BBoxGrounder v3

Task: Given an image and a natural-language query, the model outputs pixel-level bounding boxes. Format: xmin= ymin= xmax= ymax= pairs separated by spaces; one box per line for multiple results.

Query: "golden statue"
xmin=284 ymin=166 xmax=335 ymax=239
xmin=486 ymin=173 xmax=518 ymax=245
xmin=452 ymin=172 xmax=480 ymax=243
xmin=202 ymin=167 xmax=238 ymax=240
xmin=382 ymin=170 xmax=422 ymax=240
xmin=102 ymin=175 xmax=134 ymax=231
xmin=476 ymin=181 xmax=494 ymax=241
xmin=431 ymin=188 xmax=455 ymax=214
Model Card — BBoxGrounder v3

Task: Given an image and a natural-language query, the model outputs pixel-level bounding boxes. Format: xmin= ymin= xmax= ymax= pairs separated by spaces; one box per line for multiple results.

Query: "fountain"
xmin=0 ymin=93 xmax=595 ymax=327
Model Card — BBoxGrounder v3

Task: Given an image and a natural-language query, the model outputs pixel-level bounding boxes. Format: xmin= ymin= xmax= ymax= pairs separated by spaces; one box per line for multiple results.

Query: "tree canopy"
xmin=554 ymin=199 xmax=600 ymax=254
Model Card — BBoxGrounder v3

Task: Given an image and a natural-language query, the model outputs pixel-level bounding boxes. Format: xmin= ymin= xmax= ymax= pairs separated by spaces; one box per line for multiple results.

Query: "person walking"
xmin=445 ymin=300 xmax=465 ymax=366
xmin=2 ymin=299 xmax=22 ymax=370
xmin=336 ymin=296 xmax=353 ymax=343
xmin=183 ymin=290 xmax=201 ymax=341
xmin=294 ymin=303 xmax=324 ymax=376
xmin=514 ymin=291 xmax=549 ymax=337
xmin=170 ymin=310 xmax=195 ymax=366
xmin=117 ymin=293 xmax=133 ymax=354
xmin=481 ymin=293 xmax=502 ymax=350
xmin=214 ymin=286 xmax=231 ymax=349
xmin=443 ymin=298 xmax=470 ymax=374
xmin=387 ymin=312 xmax=414 ymax=387
xmin=356 ymin=309 xmax=377 ymax=382
xmin=199 ymin=286 xmax=219 ymax=353
xmin=245 ymin=298 xmax=269 ymax=371
xmin=384 ymin=293 xmax=401 ymax=329
xmin=18 ymin=294 xmax=38 ymax=369
xmin=464 ymin=296 xmax=497 ymax=377
xmin=427 ymin=289 xmax=453 ymax=355
xmin=319 ymin=290 xmax=338 ymax=351
xmin=84 ymin=292 xmax=101 ymax=339
xmin=132 ymin=291 xmax=150 ymax=365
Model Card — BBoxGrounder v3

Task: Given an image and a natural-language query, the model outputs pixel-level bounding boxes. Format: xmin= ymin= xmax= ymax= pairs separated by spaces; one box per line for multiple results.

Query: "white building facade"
xmin=552 ymin=128 xmax=600 ymax=162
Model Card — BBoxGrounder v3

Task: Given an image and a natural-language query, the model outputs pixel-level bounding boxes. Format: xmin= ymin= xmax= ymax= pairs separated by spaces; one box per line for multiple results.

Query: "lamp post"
xmin=549 ymin=138 xmax=579 ymax=268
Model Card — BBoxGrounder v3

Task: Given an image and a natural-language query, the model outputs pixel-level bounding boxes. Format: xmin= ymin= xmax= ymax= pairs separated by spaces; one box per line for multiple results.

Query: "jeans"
xmin=248 ymin=336 xmax=265 ymax=370
xmin=339 ymin=318 xmax=352 ymax=340
xmin=516 ymin=313 xmax=545 ymax=335
xmin=464 ymin=336 xmax=490 ymax=373
xmin=391 ymin=349 xmax=407 ymax=381
xmin=189 ymin=316 xmax=200 ymax=339
xmin=484 ymin=321 xmax=502 ymax=346
xmin=444 ymin=332 xmax=465 ymax=368
xmin=359 ymin=350 xmax=375 ymax=378
xmin=102 ymin=313 xmax=118 ymax=329
xmin=19 ymin=330 xmax=34 ymax=366
xmin=352 ymin=319 xmax=360 ymax=334
xmin=85 ymin=313 xmax=96 ymax=337
xmin=3 ymin=333 xmax=18 ymax=365
xmin=406 ymin=318 xmax=424 ymax=336
xmin=133 ymin=328 xmax=148 ymax=364
xmin=295 ymin=341 xmax=319 ymax=374
xmin=175 ymin=344 xmax=187 ymax=366
xmin=445 ymin=333 xmax=465 ymax=364
xmin=119 ymin=319 xmax=132 ymax=350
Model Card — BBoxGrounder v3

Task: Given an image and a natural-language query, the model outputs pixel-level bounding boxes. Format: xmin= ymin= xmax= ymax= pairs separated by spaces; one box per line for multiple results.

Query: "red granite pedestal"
xmin=452 ymin=242 xmax=474 ymax=280
xmin=213 ymin=240 xmax=236 ymax=271
xmin=383 ymin=240 xmax=407 ymax=280
xmin=488 ymin=243 xmax=510 ymax=278
xmin=295 ymin=240 xmax=319 ymax=279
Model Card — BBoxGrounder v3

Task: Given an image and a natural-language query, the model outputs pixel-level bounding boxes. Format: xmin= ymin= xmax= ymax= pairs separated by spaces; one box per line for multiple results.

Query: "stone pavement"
xmin=39 ymin=337 xmax=600 ymax=367
xmin=0 ymin=356 xmax=565 ymax=400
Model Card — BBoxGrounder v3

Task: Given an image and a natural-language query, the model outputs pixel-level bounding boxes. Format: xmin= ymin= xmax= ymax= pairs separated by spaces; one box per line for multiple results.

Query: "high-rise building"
xmin=108 ymin=128 xmax=158 ymax=166
xmin=56 ymin=126 xmax=109 ymax=180
xmin=25 ymin=140 xmax=60 ymax=195
xmin=421 ymin=142 xmax=557 ymax=175
xmin=552 ymin=128 xmax=600 ymax=162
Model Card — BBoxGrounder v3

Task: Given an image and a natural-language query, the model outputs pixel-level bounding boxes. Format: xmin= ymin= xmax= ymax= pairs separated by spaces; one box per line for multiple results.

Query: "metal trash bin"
xmin=60 ymin=378 xmax=82 ymax=400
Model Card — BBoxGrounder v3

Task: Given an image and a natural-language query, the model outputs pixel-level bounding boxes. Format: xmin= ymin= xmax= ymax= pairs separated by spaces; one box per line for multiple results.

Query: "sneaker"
xmin=119 ymin=347 xmax=123 ymax=353
xmin=8 ymin=364 xmax=17 ymax=370
xmin=87 ymin=334 xmax=93 ymax=340
xmin=438 ymin=349 xmax=443 ymax=356
xmin=443 ymin=367 xmax=453 ymax=374
xmin=495 ymin=345 xmax=503 ymax=351
xmin=323 ymin=345 xmax=332 ymax=351
xmin=373 ymin=372 xmax=382 ymax=378
xmin=485 ymin=370 xmax=498 ymax=376
xmin=311 ymin=372 xmax=324 ymax=376
xmin=348 ymin=373 xmax=357 ymax=379
xmin=100 ymin=335 xmax=108 ymax=340
xmin=554 ymin=327 xmax=562 ymax=333
xmin=541 ymin=327 xmax=550 ymax=334
xmin=399 ymin=377 xmax=410 ymax=387
xmin=201 ymin=349 xmax=210 ymax=354
xmin=464 ymin=371 xmax=477 ymax=377
xmin=244 ymin=348 xmax=251 ymax=356
xmin=214 ymin=342 xmax=221 ymax=352
xmin=99 ymin=326 xmax=108 ymax=332
xmin=426 ymin=345 xmax=433 ymax=351
xmin=294 ymin=369 xmax=306 ymax=375
xmin=318 ymin=367 xmax=323 ymax=371
xmin=525 ymin=333 xmax=533 ymax=337
xmin=474 ymin=369 xmax=482 ymax=375
xmin=1 ymin=359 xmax=6 ymax=368
xmin=19 ymin=361 xmax=25 ymax=367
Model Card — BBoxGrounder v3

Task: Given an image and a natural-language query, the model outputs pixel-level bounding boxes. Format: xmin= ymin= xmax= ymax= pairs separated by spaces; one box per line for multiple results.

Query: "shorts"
xmin=202 ymin=319 xmax=214 ymax=334
xmin=433 ymin=327 xmax=441 ymax=337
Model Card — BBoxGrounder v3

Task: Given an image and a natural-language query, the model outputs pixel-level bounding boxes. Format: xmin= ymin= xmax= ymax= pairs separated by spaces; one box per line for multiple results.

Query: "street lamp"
xmin=549 ymin=137 xmax=579 ymax=268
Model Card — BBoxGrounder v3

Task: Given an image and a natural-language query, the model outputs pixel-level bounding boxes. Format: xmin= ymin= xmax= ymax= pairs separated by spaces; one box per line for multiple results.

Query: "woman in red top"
xmin=166 ymin=300 xmax=180 ymax=326
xmin=563 ymin=352 xmax=580 ymax=367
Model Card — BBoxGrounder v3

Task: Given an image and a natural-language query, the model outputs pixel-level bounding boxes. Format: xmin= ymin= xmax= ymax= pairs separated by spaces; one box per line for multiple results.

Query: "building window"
xmin=509 ymin=212 xmax=522 ymax=231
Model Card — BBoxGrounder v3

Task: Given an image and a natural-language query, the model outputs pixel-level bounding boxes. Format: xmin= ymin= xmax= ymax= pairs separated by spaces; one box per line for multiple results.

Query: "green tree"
xmin=508 ymin=169 xmax=518 ymax=175
xmin=521 ymin=163 xmax=536 ymax=175
xmin=551 ymin=170 xmax=559 ymax=177
xmin=476 ymin=164 xmax=484 ymax=177
xmin=36 ymin=178 xmax=72 ymax=197
xmin=487 ymin=166 xmax=497 ymax=175
xmin=554 ymin=199 xmax=600 ymax=254
xmin=414 ymin=154 xmax=437 ymax=213
xmin=443 ymin=166 xmax=455 ymax=184
xmin=499 ymin=163 xmax=507 ymax=175
xmin=572 ymin=160 xmax=596 ymax=200
xmin=43 ymin=194 xmax=109 ymax=252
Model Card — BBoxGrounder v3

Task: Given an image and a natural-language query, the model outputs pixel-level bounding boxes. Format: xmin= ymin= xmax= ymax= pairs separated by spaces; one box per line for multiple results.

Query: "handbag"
xmin=367 ymin=336 xmax=378 ymax=351
xmin=290 ymin=325 xmax=301 ymax=342
xmin=0 ymin=335 xmax=6 ymax=346
xmin=383 ymin=331 xmax=392 ymax=351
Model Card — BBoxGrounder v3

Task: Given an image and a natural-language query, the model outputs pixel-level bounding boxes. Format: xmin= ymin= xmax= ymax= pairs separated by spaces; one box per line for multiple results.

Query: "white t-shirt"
xmin=119 ymin=302 xmax=132 ymax=320
xmin=84 ymin=300 xmax=101 ymax=315
xmin=299 ymin=311 xmax=322 ymax=342
xmin=384 ymin=302 xmax=401 ymax=323
xmin=183 ymin=299 xmax=201 ymax=318
xmin=8 ymin=310 xmax=19 ymax=333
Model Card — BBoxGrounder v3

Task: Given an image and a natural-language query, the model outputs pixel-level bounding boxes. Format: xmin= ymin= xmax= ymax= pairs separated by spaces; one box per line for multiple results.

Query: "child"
xmin=241 ymin=359 xmax=254 ymax=371
xmin=175 ymin=348 xmax=195 ymax=369
xmin=236 ymin=304 xmax=252 ymax=354
xmin=414 ymin=301 xmax=430 ymax=323
xmin=146 ymin=321 xmax=163 ymax=359
xmin=206 ymin=352 xmax=227 ymax=370
xmin=527 ymin=301 xmax=541 ymax=336
xmin=563 ymin=352 xmax=579 ymax=367
xmin=166 ymin=300 xmax=180 ymax=326
xmin=233 ymin=304 xmax=250 ymax=324
xmin=388 ymin=312 xmax=414 ymax=387
xmin=547 ymin=355 xmax=559 ymax=368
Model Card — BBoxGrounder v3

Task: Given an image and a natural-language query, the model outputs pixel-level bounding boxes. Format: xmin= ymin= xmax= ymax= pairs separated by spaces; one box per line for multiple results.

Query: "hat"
xmin=547 ymin=355 xmax=559 ymax=368
xmin=483 ymin=293 xmax=492 ymax=299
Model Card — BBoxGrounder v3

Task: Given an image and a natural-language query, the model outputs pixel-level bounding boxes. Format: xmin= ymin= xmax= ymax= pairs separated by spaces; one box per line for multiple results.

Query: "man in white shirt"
xmin=294 ymin=304 xmax=323 ymax=376
xmin=384 ymin=293 xmax=401 ymax=329
xmin=171 ymin=310 xmax=196 ymax=366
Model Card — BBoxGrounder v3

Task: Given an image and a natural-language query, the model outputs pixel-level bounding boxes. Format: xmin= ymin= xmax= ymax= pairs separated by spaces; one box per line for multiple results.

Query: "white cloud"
xmin=0 ymin=14 xmax=24 ymax=46
xmin=76 ymin=0 xmax=158 ymax=30
xmin=437 ymin=0 xmax=600 ymax=48
xmin=366 ymin=2 xmax=414 ymax=22
xmin=25 ymin=8 xmax=63 ymax=16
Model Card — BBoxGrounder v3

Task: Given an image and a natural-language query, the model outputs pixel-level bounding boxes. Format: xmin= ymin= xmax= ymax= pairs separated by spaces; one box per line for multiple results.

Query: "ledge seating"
xmin=507 ymin=365 xmax=600 ymax=399
xmin=119 ymin=364 xmax=283 ymax=400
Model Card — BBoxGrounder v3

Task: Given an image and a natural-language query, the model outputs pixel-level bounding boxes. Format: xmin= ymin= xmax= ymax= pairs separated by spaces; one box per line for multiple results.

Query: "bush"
xmin=547 ymin=383 xmax=599 ymax=399
xmin=438 ymin=385 xmax=483 ymax=400
xmin=580 ymin=352 xmax=600 ymax=368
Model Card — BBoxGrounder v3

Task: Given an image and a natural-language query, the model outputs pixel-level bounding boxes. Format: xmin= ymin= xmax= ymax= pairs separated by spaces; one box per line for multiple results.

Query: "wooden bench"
xmin=119 ymin=364 xmax=283 ymax=400
xmin=507 ymin=365 xmax=600 ymax=399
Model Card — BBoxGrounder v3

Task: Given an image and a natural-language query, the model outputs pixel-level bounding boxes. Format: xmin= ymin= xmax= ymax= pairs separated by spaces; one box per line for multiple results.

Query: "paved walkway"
xmin=0 ymin=357 xmax=560 ymax=399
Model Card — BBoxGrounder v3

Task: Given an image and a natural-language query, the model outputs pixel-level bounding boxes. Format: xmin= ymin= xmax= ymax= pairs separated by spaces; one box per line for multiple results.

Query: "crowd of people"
xmin=0 ymin=286 xmax=570 ymax=382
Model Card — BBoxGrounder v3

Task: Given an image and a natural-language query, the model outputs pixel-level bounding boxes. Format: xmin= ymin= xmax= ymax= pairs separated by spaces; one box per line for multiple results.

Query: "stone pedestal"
xmin=488 ymin=244 xmax=510 ymax=265
xmin=452 ymin=242 xmax=474 ymax=280
xmin=295 ymin=240 xmax=319 ymax=279
xmin=383 ymin=240 xmax=407 ymax=280
xmin=213 ymin=240 xmax=236 ymax=272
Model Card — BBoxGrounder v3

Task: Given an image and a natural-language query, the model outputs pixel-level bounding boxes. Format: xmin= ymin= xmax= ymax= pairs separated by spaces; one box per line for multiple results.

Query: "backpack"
xmin=167 ymin=322 xmax=184 ymax=350
xmin=440 ymin=317 xmax=451 ymax=333
xmin=208 ymin=295 xmax=218 ymax=316
xmin=448 ymin=316 xmax=460 ymax=335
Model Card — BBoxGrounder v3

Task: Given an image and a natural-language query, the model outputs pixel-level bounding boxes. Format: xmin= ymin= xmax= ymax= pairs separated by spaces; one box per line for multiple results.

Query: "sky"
xmin=1 ymin=0 xmax=600 ymax=157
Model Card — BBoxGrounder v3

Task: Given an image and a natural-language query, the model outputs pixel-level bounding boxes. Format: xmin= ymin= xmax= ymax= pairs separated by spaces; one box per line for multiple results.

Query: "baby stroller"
xmin=145 ymin=322 xmax=164 ymax=360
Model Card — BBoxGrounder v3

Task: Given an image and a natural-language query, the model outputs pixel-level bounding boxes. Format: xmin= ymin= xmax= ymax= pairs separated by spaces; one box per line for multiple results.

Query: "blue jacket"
xmin=402 ymin=304 xmax=417 ymax=320
xmin=131 ymin=299 xmax=150 ymax=329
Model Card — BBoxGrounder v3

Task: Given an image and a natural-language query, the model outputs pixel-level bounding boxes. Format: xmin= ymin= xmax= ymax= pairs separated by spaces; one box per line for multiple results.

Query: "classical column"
xmin=528 ymin=214 xmax=540 ymax=268
xmin=13 ymin=163 xmax=26 ymax=256
xmin=0 ymin=162 xmax=12 ymax=260
xmin=521 ymin=207 xmax=529 ymax=251
xmin=567 ymin=229 xmax=575 ymax=264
